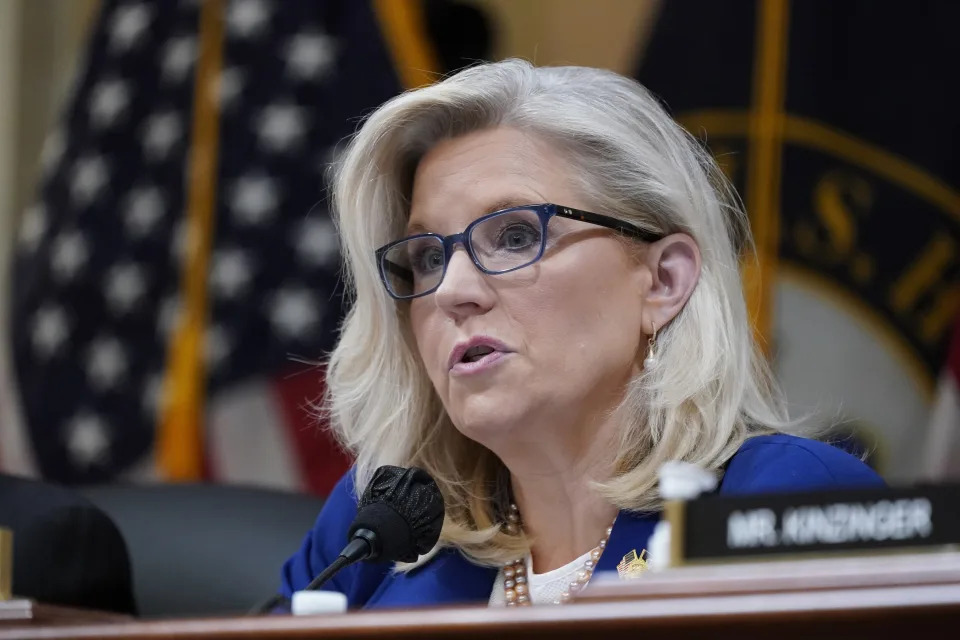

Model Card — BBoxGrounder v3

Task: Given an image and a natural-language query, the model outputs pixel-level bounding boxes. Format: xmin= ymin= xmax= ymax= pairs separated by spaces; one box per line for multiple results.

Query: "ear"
xmin=639 ymin=233 xmax=701 ymax=333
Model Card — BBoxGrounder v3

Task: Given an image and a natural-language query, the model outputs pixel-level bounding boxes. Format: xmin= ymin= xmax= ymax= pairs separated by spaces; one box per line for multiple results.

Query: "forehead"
xmin=407 ymin=127 xmax=579 ymax=233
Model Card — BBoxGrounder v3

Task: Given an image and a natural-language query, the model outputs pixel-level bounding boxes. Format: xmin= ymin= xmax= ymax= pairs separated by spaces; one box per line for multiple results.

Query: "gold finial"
xmin=0 ymin=528 xmax=12 ymax=600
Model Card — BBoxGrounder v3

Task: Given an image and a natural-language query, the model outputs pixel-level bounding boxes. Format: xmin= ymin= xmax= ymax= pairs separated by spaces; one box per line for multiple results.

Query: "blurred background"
xmin=1 ymin=0 xmax=958 ymax=494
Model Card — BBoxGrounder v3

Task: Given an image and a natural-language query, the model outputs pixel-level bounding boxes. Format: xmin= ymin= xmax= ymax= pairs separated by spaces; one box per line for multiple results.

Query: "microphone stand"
xmin=248 ymin=531 xmax=376 ymax=615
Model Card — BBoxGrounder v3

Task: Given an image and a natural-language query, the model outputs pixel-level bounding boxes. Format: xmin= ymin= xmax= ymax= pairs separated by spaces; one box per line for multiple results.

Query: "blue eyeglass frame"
xmin=375 ymin=203 xmax=664 ymax=300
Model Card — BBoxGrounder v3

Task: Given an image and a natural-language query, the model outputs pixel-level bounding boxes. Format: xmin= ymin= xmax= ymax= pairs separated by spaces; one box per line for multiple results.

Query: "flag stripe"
xmin=271 ymin=366 xmax=351 ymax=496
xmin=207 ymin=379 xmax=301 ymax=490
xmin=157 ymin=0 xmax=225 ymax=481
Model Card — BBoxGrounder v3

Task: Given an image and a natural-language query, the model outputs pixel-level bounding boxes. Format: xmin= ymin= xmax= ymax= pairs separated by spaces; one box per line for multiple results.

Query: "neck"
xmin=495 ymin=408 xmax=621 ymax=574
xmin=511 ymin=469 xmax=618 ymax=573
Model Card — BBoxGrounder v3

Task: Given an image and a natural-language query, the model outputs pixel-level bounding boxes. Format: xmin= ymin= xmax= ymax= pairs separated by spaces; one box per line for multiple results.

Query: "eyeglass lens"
xmin=381 ymin=208 xmax=544 ymax=298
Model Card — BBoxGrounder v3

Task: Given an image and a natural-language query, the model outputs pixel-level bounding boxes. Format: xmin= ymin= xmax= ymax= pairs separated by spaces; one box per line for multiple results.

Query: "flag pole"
xmin=743 ymin=0 xmax=790 ymax=355
xmin=372 ymin=0 xmax=441 ymax=89
xmin=157 ymin=0 xmax=225 ymax=481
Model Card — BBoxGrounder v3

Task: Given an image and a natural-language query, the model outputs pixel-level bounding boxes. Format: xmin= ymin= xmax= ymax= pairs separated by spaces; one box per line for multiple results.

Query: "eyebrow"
xmin=405 ymin=197 xmax=540 ymax=235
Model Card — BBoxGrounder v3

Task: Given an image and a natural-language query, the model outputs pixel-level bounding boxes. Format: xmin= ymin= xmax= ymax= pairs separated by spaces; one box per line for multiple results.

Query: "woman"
xmin=280 ymin=59 xmax=882 ymax=608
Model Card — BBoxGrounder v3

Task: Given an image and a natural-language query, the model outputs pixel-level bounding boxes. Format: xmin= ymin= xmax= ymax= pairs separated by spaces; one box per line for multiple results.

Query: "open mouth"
xmin=461 ymin=345 xmax=496 ymax=363
xmin=448 ymin=337 xmax=512 ymax=373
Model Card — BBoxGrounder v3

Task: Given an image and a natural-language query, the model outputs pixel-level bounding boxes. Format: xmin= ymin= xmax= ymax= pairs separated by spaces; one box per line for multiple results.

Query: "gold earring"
xmin=643 ymin=323 xmax=658 ymax=369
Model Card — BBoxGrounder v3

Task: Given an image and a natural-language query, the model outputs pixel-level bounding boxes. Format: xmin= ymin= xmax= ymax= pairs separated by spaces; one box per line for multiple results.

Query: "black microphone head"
xmin=347 ymin=466 xmax=445 ymax=563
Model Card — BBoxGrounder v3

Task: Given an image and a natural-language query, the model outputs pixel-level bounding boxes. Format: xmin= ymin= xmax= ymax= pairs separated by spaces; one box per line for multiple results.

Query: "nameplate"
xmin=666 ymin=484 xmax=960 ymax=565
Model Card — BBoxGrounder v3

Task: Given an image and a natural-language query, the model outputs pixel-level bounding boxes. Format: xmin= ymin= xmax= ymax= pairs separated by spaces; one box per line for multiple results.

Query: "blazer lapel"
xmin=595 ymin=510 xmax=661 ymax=574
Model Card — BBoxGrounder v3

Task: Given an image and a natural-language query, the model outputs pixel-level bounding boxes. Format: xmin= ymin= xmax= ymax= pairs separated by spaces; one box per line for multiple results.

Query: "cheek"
xmin=409 ymin=303 xmax=444 ymax=378
xmin=527 ymin=257 xmax=644 ymax=365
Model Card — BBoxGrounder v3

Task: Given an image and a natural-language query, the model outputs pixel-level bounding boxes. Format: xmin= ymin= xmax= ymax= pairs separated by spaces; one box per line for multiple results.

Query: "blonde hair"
xmin=325 ymin=59 xmax=805 ymax=567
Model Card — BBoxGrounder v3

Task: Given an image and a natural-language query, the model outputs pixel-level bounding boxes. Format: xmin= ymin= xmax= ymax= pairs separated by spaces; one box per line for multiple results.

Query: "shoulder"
xmin=281 ymin=469 xmax=392 ymax=606
xmin=289 ymin=469 xmax=362 ymax=569
xmin=319 ymin=468 xmax=361 ymax=523
xmin=719 ymin=434 xmax=885 ymax=495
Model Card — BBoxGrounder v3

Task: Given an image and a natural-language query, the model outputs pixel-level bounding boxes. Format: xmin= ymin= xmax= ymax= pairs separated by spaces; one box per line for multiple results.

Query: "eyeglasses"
xmin=375 ymin=203 xmax=663 ymax=300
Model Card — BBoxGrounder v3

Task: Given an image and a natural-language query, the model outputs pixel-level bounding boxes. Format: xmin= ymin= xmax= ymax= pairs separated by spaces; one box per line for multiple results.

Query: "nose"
xmin=433 ymin=247 xmax=495 ymax=321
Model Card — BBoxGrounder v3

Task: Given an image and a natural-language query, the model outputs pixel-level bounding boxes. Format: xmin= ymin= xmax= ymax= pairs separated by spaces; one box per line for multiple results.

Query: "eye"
xmin=412 ymin=245 xmax=444 ymax=274
xmin=497 ymin=223 xmax=540 ymax=250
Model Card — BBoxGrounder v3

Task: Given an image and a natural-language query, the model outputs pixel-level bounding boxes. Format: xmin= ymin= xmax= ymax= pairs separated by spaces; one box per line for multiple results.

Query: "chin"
xmin=448 ymin=392 xmax=528 ymax=444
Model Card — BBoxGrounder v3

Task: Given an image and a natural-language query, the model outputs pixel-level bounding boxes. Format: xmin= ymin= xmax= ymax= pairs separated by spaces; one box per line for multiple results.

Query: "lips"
xmin=447 ymin=336 xmax=512 ymax=371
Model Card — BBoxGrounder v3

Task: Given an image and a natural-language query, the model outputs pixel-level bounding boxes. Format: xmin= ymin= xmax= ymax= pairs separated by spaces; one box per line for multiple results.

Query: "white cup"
xmin=290 ymin=590 xmax=348 ymax=616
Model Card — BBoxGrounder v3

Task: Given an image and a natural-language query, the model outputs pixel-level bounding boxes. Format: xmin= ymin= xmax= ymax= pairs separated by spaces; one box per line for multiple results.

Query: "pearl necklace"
xmin=501 ymin=503 xmax=614 ymax=606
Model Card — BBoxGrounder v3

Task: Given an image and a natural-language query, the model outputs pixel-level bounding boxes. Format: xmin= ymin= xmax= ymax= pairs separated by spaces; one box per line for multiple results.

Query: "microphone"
xmin=303 ymin=465 xmax=445 ymax=591
xmin=250 ymin=465 xmax=444 ymax=614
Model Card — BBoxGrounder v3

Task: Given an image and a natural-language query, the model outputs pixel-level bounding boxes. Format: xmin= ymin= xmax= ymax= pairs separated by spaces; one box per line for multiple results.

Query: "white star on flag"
xmin=64 ymin=412 xmax=111 ymax=468
xmin=109 ymin=2 xmax=153 ymax=51
xmin=216 ymin=67 xmax=245 ymax=109
xmin=142 ymin=111 xmax=183 ymax=161
xmin=105 ymin=263 xmax=147 ymax=315
xmin=32 ymin=305 xmax=70 ymax=358
xmin=50 ymin=230 xmax=90 ymax=282
xmin=205 ymin=325 xmax=233 ymax=370
xmin=86 ymin=337 xmax=129 ymax=392
xmin=256 ymin=103 xmax=307 ymax=153
xmin=211 ymin=248 xmax=254 ymax=299
xmin=269 ymin=287 xmax=321 ymax=340
xmin=161 ymin=36 xmax=197 ymax=83
xmin=285 ymin=32 xmax=336 ymax=81
xmin=142 ymin=372 xmax=167 ymax=417
xmin=124 ymin=186 xmax=165 ymax=238
xmin=295 ymin=217 xmax=339 ymax=267
xmin=157 ymin=295 xmax=183 ymax=338
xmin=89 ymin=78 xmax=131 ymax=128
xmin=70 ymin=155 xmax=109 ymax=206
xmin=228 ymin=0 xmax=272 ymax=39
xmin=229 ymin=173 xmax=279 ymax=225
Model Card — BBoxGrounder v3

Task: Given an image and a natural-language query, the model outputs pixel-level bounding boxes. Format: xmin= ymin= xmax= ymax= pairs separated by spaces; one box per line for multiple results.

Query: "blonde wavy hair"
xmin=324 ymin=59 xmax=805 ymax=567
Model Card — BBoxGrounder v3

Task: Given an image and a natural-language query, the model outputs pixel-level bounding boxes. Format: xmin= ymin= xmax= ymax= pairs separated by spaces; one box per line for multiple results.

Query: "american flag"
xmin=3 ymin=0 xmax=432 ymax=492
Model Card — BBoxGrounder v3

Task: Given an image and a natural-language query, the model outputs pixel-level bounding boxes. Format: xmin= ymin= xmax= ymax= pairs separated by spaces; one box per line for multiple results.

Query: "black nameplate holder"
xmin=665 ymin=483 xmax=960 ymax=566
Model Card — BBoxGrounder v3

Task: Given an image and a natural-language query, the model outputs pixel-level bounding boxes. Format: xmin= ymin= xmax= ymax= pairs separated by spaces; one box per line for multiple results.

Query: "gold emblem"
xmin=616 ymin=548 xmax=649 ymax=579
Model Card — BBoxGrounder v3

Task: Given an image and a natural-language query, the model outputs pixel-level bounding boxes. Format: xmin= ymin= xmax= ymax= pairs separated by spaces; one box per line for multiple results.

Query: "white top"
xmin=488 ymin=549 xmax=593 ymax=606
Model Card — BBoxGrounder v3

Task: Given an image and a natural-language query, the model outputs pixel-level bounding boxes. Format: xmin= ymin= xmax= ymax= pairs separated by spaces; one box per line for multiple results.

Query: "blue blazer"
xmin=279 ymin=434 xmax=883 ymax=609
